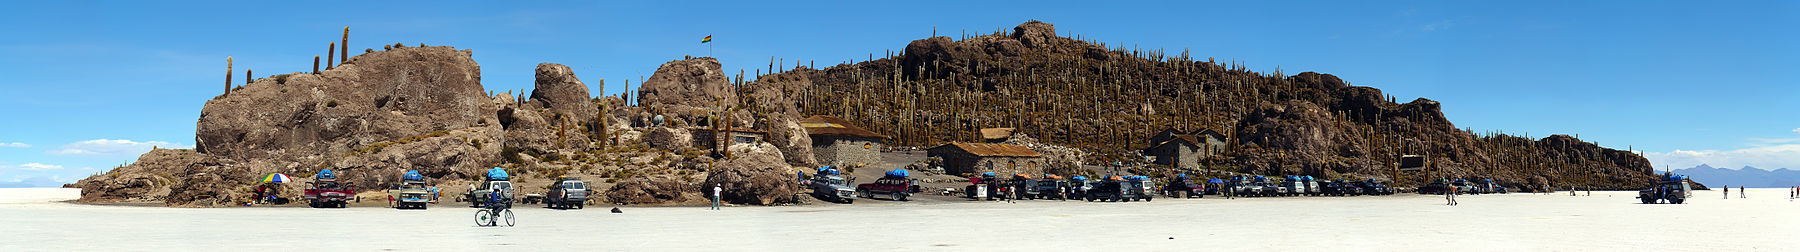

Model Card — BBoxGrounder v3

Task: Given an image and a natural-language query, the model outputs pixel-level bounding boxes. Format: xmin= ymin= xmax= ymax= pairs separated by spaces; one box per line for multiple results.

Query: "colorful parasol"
xmin=262 ymin=173 xmax=292 ymax=183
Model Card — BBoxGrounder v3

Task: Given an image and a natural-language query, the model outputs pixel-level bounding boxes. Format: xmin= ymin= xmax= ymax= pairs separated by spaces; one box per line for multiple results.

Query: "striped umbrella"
xmin=262 ymin=173 xmax=292 ymax=183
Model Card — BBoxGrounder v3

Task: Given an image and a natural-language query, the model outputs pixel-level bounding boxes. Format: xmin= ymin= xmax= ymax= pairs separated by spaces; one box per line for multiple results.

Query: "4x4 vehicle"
xmin=1230 ymin=176 xmax=1263 ymax=197
xmin=544 ymin=177 xmax=590 ymax=209
xmin=1126 ymin=176 xmax=1156 ymax=200
xmin=1638 ymin=173 xmax=1690 ymax=204
xmin=1163 ymin=174 xmax=1207 ymax=198
xmin=304 ymin=169 xmax=356 ymax=208
xmin=810 ymin=167 xmax=856 ymax=203
xmin=386 ymin=170 xmax=431 ymax=209
xmin=1352 ymin=179 xmax=1391 ymax=196
xmin=1009 ymin=174 xmax=1041 ymax=200
xmin=1253 ymin=176 xmax=1285 ymax=197
xmin=463 ymin=167 xmax=515 ymax=208
xmin=1035 ymin=174 xmax=1069 ymax=200
xmin=1451 ymin=179 xmax=1477 ymax=195
xmin=1417 ymin=178 xmax=1451 ymax=195
xmin=1086 ymin=176 xmax=1153 ymax=202
xmin=1066 ymin=176 xmax=1093 ymax=201
xmin=857 ymin=169 xmax=917 ymax=201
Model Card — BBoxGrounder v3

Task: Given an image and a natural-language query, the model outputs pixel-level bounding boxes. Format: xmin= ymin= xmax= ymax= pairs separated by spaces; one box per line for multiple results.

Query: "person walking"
xmin=711 ymin=184 xmax=723 ymax=210
xmin=1448 ymin=183 xmax=1459 ymax=206
xmin=1740 ymin=186 xmax=1746 ymax=198
xmin=1723 ymin=184 xmax=1729 ymax=199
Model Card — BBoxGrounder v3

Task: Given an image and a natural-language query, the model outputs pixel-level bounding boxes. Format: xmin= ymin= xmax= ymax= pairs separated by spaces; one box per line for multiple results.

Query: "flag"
xmin=702 ymin=35 xmax=712 ymax=43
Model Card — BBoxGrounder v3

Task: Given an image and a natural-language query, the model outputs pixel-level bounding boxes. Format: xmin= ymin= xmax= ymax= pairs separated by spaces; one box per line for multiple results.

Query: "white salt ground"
xmin=1 ymin=188 xmax=1795 ymax=251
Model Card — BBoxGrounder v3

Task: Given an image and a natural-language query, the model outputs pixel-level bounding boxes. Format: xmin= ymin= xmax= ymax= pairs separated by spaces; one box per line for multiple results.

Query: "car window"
xmin=565 ymin=182 xmax=585 ymax=189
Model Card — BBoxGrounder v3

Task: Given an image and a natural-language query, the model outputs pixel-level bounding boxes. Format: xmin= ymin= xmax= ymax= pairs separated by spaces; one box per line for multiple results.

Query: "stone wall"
xmin=810 ymin=136 xmax=882 ymax=168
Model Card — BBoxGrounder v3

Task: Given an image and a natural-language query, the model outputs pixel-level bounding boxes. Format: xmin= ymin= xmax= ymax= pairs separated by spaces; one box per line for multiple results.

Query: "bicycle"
xmin=474 ymin=199 xmax=515 ymax=227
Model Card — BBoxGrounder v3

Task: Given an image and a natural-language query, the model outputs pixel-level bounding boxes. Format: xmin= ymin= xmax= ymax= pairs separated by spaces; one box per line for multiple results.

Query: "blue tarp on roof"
xmin=317 ymin=169 xmax=336 ymax=180
xmin=885 ymin=169 xmax=909 ymax=178
xmin=403 ymin=170 xmax=424 ymax=181
xmin=487 ymin=167 xmax=509 ymax=180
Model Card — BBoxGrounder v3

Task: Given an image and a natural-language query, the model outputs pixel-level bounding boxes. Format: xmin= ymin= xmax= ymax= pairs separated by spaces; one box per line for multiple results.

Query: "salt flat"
xmin=2 ymin=188 xmax=1795 ymax=251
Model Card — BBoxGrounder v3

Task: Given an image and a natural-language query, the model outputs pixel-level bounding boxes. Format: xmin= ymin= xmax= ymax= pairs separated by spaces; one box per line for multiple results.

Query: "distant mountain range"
xmin=1673 ymin=164 xmax=1800 ymax=188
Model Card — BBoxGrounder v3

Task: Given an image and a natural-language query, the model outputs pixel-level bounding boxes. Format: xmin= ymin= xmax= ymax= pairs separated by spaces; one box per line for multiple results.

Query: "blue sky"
xmin=1 ymin=1 xmax=1795 ymax=187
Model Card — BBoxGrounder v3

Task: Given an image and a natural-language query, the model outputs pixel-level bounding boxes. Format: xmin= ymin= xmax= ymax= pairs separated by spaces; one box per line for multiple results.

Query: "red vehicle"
xmin=303 ymin=169 xmax=357 ymax=208
xmin=856 ymin=169 xmax=918 ymax=201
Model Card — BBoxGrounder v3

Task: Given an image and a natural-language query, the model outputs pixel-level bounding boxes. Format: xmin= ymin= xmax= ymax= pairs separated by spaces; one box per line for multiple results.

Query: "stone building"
xmin=1145 ymin=128 xmax=1228 ymax=170
xmin=800 ymin=115 xmax=887 ymax=167
xmin=688 ymin=127 xmax=766 ymax=150
xmin=928 ymin=142 xmax=1044 ymax=176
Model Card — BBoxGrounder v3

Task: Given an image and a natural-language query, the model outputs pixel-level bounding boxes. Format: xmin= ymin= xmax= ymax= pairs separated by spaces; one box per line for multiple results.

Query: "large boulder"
xmin=643 ymin=127 xmax=692 ymax=151
xmin=195 ymin=46 xmax=495 ymax=164
xmin=766 ymin=117 xmax=816 ymax=167
xmin=529 ymin=63 xmax=599 ymax=123
xmin=604 ymin=175 xmax=690 ymax=205
xmin=1012 ymin=20 xmax=1058 ymax=48
xmin=636 ymin=57 xmax=735 ymax=117
xmin=703 ymin=143 xmax=799 ymax=205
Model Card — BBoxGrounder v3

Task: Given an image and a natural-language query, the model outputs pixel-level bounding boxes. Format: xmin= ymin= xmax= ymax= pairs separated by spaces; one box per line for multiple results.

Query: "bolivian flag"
xmin=702 ymin=35 xmax=712 ymax=43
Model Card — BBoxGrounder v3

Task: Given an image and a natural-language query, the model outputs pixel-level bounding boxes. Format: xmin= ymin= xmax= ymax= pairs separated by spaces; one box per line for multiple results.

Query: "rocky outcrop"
xmin=75 ymin=149 xmax=221 ymax=204
xmin=740 ymin=71 xmax=818 ymax=167
xmin=82 ymin=46 xmax=504 ymax=206
xmin=792 ymin=20 xmax=1656 ymax=190
xmin=529 ymin=63 xmax=599 ymax=123
xmin=605 ymin=175 xmax=690 ymax=205
xmin=637 ymin=57 xmax=735 ymax=123
xmin=195 ymin=46 xmax=495 ymax=163
xmin=1011 ymin=20 xmax=1058 ymax=48
xmin=702 ymin=143 xmax=799 ymax=205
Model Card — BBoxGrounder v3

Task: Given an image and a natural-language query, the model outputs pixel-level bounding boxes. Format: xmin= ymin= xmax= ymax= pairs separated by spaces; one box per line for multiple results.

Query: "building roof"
xmin=1192 ymin=128 xmax=1226 ymax=141
xmin=931 ymin=142 xmax=1042 ymax=157
xmin=800 ymin=115 xmax=888 ymax=139
xmin=1150 ymin=135 xmax=1201 ymax=150
xmin=979 ymin=128 xmax=1017 ymax=140
xmin=683 ymin=127 xmax=768 ymax=135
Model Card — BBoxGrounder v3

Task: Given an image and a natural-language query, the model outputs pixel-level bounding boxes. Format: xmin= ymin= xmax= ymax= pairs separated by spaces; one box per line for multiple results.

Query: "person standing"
xmin=1740 ymin=186 xmax=1746 ymax=198
xmin=711 ymin=184 xmax=723 ymax=210
xmin=1724 ymin=184 xmax=1729 ymax=199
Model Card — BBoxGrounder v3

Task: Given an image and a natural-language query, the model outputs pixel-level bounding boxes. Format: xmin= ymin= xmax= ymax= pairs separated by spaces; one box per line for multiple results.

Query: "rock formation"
xmin=702 ymin=143 xmax=799 ymax=205
xmin=778 ymin=20 xmax=1656 ymax=190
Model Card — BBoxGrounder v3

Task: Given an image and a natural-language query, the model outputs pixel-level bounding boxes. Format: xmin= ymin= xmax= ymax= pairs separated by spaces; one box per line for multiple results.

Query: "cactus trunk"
xmin=225 ymin=57 xmax=233 ymax=95
xmin=340 ymin=27 xmax=349 ymax=64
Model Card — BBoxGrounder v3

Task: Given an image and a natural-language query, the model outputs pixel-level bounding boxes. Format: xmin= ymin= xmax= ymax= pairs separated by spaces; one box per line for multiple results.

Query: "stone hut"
xmin=1145 ymin=128 xmax=1228 ymax=170
xmin=800 ymin=115 xmax=887 ymax=167
xmin=688 ymin=127 xmax=767 ymax=150
xmin=928 ymin=142 xmax=1044 ymax=176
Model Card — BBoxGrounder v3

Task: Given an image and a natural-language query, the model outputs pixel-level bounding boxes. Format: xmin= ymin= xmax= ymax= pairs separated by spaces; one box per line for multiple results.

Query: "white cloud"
xmin=0 ymin=142 xmax=27 ymax=148
xmin=1644 ymin=144 xmax=1800 ymax=171
xmin=1792 ymin=128 xmax=1799 ymax=135
xmin=1420 ymin=20 xmax=1454 ymax=32
xmin=47 ymin=139 xmax=188 ymax=156
xmin=18 ymin=163 xmax=62 ymax=171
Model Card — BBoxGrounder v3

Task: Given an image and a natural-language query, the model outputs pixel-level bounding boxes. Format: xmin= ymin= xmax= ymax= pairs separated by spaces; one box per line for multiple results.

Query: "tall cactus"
xmin=340 ymin=27 xmax=349 ymax=64
xmin=313 ymin=55 xmax=320 ymax=74
xmin=225 ymin=57 xmax=233 ymax=95
xmin=246 ymin=69 xmax=252 ymax=84
xmin=327 ymin=42 xmax=336 ymax=70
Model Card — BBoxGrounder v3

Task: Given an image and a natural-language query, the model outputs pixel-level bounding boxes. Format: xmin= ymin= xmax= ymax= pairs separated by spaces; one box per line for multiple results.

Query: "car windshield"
xmin=564 ymin=182 xmax=585 ymax=190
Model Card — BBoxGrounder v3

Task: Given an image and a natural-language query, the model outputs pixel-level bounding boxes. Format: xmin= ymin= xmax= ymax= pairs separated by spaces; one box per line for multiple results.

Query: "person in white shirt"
xmin=711 ymin=184 xmax=723 ymax=210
